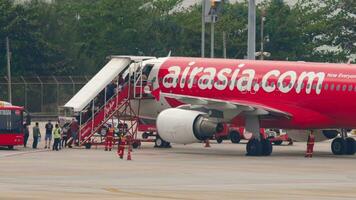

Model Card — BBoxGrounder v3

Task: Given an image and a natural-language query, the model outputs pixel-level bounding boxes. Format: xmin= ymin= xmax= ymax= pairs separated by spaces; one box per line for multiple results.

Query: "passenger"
xmin=52 ymin=124 xmax=61 ymax=151
xmin=70 ymin=119 xmax=79 ymax=146
xmin=106 ymin=82 xmax=116 ymax=100
xmin=118 ymin=75 xmax=125 ymax=91
xmin=23 ymin=123 xmax=29 ymax=148
xmin=32 ymin=122 xmax=41 ymax=149
xmin=61 ymin=125 xmax=68 ymax=148
xmin=305 ymin=130 xmax=315 ymax=158
xmin=44 ymin=120 xmax=53 ymax=149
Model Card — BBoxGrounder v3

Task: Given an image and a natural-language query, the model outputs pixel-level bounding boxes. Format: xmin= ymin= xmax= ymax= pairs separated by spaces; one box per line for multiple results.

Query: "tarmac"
xmin=0 ymin=137 xmax=356 ymax=200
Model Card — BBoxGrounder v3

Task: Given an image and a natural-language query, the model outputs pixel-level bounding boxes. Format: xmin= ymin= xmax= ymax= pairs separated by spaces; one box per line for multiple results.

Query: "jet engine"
xmin=156 ymin=108 xmax=223 ymax=144
xmin=286 ymin=129 xmax=339 ymax=142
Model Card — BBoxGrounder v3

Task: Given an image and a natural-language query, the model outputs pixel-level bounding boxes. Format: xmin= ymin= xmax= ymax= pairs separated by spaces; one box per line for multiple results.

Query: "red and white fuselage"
xmin=151 ymin=57 xmax=356 ymax=129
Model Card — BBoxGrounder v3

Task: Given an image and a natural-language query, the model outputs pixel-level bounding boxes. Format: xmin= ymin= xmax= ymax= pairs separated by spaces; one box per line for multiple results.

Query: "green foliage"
xmin=0 ymin=0 xmax=354 ymax=76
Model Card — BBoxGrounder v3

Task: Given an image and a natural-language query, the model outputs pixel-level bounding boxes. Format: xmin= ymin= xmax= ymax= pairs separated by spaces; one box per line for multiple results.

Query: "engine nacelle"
xmin=156 ymin=108 xmax=223 ymax=144
xmin=286 ymin=129 xmax=339 ymax=142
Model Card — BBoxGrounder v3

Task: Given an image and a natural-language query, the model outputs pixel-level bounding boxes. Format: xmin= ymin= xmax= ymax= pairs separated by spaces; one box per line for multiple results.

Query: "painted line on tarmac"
xmin=0 ymin=149 xmax=49 ymax=158
xmin=103 ymin=188 xmax=195 ymax=200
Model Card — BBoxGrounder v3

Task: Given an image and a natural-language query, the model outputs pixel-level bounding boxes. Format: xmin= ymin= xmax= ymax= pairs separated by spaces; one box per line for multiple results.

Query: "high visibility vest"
xmin=53 ymin=128 xmax=61 ymax=139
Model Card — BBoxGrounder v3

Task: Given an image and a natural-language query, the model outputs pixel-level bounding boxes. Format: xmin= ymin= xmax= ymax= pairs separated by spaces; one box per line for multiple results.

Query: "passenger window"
xmin=182 ymin=78 xmax=185 ymax=84
xmin=342 ymin=85 xmax=346 ymax=91
xmin=330 ymin=84 xmax=335 ymax=91
xmin=312 ymin=84 xmax=316 ymax=90
xmin=336 ymin=85 xmax=340 ymax=91
xmin=348 ymin=85 xmax=353 ymax=92
xmin=324 ymin=84 xmax=329 ymax=90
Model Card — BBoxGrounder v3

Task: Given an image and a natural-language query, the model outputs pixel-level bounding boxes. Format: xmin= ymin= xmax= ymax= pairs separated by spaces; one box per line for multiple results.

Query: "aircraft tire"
xmin=155 ymin=137 xmax=163 ymax=148
xmin=246 ymin=139 xmax=262 ymax=156
xmin=132 ymin=141 xmax=141 ymax=149
xmin=142 ymin=132 xmax=149 ymax=139
xmin=216 ymin=138 xmax=223 ymax=144
xmin=331 ymin=138 xmax=347 ymax=155
xmin=273 ymin=140 xmax=283 ymax=145
xmin=261 ymin=139 xmax=273 ymax=156
xmin=345 ymin=137 xmax=356 ymax=155
xmin=229 ymin=131 xmax=241 ymax=144
xmin=84 ymin=143 xmax=92 ymax=149
xmin=163 ymin=141 xmax=171 ymax=148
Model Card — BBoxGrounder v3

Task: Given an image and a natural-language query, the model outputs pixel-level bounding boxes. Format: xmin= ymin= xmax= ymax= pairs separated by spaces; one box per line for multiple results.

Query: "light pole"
xmin=6 ymin=37 xmax=12 ymax=103
xmin=247 ymin=0 xmax=256 ymax=60
xmin=201 ymin=0 xmax=205 ymax=58
xmin=255 ymin=10 xmax=270 ymax=60
xmin=210 ymin=8 xmax=216 ymax=58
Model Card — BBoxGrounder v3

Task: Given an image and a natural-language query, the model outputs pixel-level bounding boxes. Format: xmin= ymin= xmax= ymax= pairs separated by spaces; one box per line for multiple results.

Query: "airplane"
xmin=136 ymin=56 xmax=356 ymax=156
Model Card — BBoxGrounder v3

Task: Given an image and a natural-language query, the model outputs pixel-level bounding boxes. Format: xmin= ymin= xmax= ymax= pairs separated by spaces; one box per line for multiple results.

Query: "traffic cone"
xmin=204 ymin=139 xmax=211 ymax=148
xmin=127 ymin=149 xmax=132 ymax=160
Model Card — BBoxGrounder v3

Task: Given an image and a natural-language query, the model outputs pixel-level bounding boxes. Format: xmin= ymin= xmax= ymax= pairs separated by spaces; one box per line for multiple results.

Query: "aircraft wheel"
xmin=132 ymin=141 xmax=141 ymax=149
xmin=216 ymin=138 xmax=223 ymax=144
xmin=345 ymin=137 xmax=356 ymax=155
xmin=155 ymin=137 xmax=163 ymax=148
xmin=142 ymin=132 xmax=149 ymax=139
xmin=230 ymin=131 xmax=241 ymax=144
xmin=84 ymin=143 xmax=92 ymax=149
xmin=8 ymin=145 xmax=14 ymax=150
xmin=331 ymin=138 xmax=346 ymax=155
xmin=273 ymin=140 xmax=283 ymax=145
xmin=261 ymin=139 xmax=273 ymax=156
xmin=163 ymin=141 xmax=171 ymax=148
xmin=246 ymin=138 xmax=262 ymax=156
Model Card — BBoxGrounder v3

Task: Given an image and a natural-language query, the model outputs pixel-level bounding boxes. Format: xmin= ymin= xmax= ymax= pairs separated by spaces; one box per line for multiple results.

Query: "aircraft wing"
xmin=161 ymin=92 xmax=292 ymax=122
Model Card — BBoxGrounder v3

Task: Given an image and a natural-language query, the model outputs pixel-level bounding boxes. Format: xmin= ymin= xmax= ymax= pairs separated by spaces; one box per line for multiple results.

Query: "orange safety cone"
xmin=204 ymin=139 xmax=211 ymax=148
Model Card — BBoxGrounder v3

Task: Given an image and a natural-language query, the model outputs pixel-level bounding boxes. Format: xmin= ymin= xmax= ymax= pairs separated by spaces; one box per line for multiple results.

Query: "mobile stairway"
xmin=60 ymin=56 xmax=163 ymax=149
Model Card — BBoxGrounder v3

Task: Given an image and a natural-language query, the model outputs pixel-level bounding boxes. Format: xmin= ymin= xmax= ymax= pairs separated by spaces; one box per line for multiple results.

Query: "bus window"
xmin=0 ymin=110 xmax=23 ymax=134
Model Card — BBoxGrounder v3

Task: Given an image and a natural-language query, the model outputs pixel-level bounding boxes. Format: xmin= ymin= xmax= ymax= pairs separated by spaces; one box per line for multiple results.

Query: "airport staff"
xmin=305 ymin=130 xmax=315 ymax=158
xmin=117 ymin=134 xmax=127 ymax=159
xmin=105 ymin=125 xmax=114 ymax=151
xmin=52 ymin=124 xmax=61 ymax=151
xmin=32 ymin=122 xmax=41 ymax=149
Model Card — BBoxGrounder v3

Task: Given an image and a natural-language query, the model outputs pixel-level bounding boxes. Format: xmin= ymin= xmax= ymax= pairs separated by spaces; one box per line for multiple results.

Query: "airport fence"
xmin=0 ymin=76 xmax=91 ymax=116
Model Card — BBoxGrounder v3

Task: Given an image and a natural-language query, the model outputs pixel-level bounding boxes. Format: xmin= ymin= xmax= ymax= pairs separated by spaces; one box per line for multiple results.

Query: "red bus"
xmin=0 ymin=101 xmax=27 ymax=149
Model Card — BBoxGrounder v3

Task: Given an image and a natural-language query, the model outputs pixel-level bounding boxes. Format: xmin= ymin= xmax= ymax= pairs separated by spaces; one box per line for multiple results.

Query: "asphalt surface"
xmin=0 ymin=138 xmax=355 ymax=200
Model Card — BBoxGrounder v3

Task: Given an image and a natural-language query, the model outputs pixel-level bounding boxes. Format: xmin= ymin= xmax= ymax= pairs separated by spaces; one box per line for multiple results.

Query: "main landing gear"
xmin=246 ymin=138 xmax=273 ymax=156
xmin=331 ymin=129 xmax=355 ymax=155
xmin=245 ymin=116 xmax=273 ymax=156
